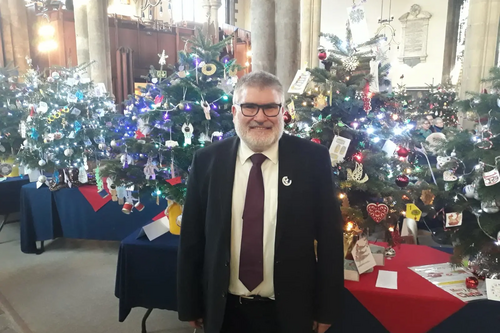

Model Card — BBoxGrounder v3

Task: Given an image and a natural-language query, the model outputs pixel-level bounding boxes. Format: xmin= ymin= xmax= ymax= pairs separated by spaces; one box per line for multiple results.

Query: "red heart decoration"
xmin=366 ymin=203 xmax=389 ymax=223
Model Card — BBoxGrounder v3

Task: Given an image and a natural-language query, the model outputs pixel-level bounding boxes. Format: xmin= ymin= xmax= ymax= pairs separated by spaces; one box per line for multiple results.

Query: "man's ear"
xmin=231 ymin=105 xmax=237 ymax=117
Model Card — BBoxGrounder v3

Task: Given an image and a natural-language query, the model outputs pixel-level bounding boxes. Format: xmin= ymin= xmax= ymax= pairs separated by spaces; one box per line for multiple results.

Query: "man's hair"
xmin=433 ymin=117 xmax=443 ymax=125
xmin=233 ymin=71 xmax=284 ymax=104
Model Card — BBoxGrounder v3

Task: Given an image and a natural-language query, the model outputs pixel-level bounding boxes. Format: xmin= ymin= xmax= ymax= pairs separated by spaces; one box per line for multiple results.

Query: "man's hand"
xmin=313 ymin=321 xmax=331 ymax=333
xmin=189 ymin=318 xmax=203 ymax=329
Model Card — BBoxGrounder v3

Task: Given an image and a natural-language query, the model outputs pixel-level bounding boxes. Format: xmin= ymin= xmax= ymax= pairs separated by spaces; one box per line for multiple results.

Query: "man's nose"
xmin=253 ymin=107 xmax=268 ymax=122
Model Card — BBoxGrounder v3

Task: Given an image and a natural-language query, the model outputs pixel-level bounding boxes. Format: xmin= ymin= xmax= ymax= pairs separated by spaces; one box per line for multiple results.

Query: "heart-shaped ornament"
xmin=366 ymin=203 xmax=389 ymax=223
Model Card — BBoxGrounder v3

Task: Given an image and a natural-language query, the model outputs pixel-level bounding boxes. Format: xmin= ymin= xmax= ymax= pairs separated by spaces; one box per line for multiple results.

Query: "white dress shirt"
xmin=229 ymin=140 xmax=279 ymax=298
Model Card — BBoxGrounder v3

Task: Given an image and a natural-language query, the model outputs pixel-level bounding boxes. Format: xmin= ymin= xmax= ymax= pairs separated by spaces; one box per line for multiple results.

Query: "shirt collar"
xmin=238 ymin=139 xmax=279 ymax=165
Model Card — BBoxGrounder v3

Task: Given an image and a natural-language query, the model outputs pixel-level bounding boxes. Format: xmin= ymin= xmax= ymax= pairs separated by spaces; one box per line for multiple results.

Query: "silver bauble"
xmin=481 ymin=201 xmax=499 ymax=214
xmin=38 ymin=159 xmax=47 ymax=167
xmin=110 ymin=140 xmax=117 ymax=147
xmin=38 ymin=175 xmax=47 ymax=183
xmin=64 ymin=148 xmax=74 ymax=157
xmin=98 ymin=143 xmax=107 ymax=150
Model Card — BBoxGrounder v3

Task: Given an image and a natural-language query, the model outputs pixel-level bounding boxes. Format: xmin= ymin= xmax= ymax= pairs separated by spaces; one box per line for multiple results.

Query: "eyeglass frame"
xmin=234 ymin=103 xmax=283 ymax=117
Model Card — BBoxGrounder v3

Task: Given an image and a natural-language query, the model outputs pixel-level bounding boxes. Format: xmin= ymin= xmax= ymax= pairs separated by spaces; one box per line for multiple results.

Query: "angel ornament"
xmin=202 ymin=100 xmax=211 ymax=120
xmin=144 ymin=158 xmax=159 ymax=180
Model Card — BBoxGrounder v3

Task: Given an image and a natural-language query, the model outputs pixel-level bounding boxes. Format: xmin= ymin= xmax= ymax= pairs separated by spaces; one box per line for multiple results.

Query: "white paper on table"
xmin=486 ymin=278 xmax=500 ymax=302
xmin=376 ymin=270 xmax=398 ymax=289
xmin=137 ymin=217 xmax=170 ymax=241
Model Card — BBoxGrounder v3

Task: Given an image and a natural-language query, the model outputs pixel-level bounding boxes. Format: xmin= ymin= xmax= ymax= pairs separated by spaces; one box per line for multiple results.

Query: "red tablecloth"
xmin=78 ymin=184 xmax=111 ymax=212
xmin=345 ymin=244 xmax=466 ymax=333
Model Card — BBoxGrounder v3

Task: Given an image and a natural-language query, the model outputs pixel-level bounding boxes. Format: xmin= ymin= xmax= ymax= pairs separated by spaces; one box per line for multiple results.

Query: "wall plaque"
xmin=398 ymin=4 xmax=432 ymax=67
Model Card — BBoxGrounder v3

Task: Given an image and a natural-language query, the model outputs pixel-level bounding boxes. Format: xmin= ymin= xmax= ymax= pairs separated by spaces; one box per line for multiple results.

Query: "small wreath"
xmin=62 ymin=106 xmax=70 ymax=113
xmin=202 ymin=63 xmax=217 ymax=76
xmin=47 ymin=115 xmax=56 ymax=123
xmin=54 ymin=111 xmax=62 ymax=118
xmin=0 ymin=163 xmax=13 ymax=176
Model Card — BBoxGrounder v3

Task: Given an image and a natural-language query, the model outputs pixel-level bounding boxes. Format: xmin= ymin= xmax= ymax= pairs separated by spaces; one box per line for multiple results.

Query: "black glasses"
xmin=236 ymin=103 xmax=282 ymax=117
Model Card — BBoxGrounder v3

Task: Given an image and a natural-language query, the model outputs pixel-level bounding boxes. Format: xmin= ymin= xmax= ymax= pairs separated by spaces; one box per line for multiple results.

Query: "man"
xmin=177 ymin=71 xmax=344 ymax=333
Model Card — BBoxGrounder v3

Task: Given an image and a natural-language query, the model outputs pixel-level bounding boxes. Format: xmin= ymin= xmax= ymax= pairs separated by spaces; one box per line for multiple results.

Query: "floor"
xmin=0 ymin=220 xmax=193 ymax=333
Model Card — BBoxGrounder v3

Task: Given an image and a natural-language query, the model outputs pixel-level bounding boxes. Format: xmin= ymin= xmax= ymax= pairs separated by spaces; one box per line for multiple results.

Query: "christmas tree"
xmin=444 ymin=67 xmax=500 ymax=277
xmin=286 ymin=28 xmax=439 ymax=249
xmin=17 ymin=61 xmax=117 ymax=188
xmin=0 ymin=63 xmax=26 ymax=177
xmin=100 ymin=31 xmax=238 ymax=215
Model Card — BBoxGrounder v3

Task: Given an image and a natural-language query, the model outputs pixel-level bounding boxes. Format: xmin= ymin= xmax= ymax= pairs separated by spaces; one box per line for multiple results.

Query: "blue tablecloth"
xmin=20 ymin=183 xmax=164 ymax=254
xmin=115 ymin=229 xmax=180 ymax=322
xmin=114 ymin=229 xmax=500 ymax=332
xmin=0 ymin=176 xmax=29 ymax=215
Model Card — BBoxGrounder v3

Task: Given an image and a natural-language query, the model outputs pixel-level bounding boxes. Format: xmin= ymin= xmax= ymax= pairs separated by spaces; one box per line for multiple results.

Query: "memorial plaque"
xmin=399 ymin=5 xmax=432 ymax=67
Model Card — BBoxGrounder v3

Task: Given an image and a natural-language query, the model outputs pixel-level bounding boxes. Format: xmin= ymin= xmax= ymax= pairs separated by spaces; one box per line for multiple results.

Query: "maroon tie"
xmin=239 ymin=153 xmax=267 ymax=292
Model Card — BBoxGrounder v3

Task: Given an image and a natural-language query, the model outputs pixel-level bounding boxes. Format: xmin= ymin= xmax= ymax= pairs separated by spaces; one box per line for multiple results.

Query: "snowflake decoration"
xmin=343 ymin=56 xmax=359 ymax=72
xmin=349 ymin=7 xmax=365 ymax=24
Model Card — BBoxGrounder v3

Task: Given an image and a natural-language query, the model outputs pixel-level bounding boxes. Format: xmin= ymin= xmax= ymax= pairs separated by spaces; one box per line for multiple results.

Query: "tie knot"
xmin=250 ymin=153 xmax=267 ymax=166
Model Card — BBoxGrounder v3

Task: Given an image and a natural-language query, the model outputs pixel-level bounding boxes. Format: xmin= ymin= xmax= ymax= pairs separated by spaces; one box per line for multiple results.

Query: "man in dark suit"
xmin=177 ymin=71 xmax=344 ymax=333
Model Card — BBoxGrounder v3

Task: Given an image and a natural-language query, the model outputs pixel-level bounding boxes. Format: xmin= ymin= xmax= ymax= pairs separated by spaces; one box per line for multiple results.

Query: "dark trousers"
xmin=220 ymin=294 xmax=279 ymax=333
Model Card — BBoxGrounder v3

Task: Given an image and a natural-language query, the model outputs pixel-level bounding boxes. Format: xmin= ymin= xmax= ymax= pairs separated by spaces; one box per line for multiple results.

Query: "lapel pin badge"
xmin=282 ymin=176 xmax=292 ymax=186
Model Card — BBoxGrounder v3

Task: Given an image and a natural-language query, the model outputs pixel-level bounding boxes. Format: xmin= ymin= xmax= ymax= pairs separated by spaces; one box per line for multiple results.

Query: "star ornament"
xmin=314 ymin=93 xmax=328 ymax=110
xmin=158 ymin=50 xmax=168 ymax=66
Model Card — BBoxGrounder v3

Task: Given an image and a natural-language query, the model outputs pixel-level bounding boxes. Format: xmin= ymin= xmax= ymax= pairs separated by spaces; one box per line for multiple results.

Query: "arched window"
xmin=171 ymin=0 xmax=227 ymax=24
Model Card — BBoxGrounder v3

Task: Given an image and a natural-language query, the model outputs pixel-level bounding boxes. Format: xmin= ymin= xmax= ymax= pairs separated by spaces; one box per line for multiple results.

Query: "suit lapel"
xmin=217 ymin=136 xmax=239 ymax=252
xmin=276 ymin=135 xmax=294 ymax=252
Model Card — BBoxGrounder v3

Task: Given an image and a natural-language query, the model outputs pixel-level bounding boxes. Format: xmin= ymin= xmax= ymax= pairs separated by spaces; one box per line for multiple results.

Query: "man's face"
xmin=232 ymin=86 xmax=284 ymax=152
xmin=435 ymin=119 xmax=444 ymax=128
xmin=422 ymin=120 xmax=431 ymax=130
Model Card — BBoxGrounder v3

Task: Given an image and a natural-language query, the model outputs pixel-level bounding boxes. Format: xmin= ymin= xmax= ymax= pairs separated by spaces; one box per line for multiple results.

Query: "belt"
xmin=228 ymin=293 xmax=274 ymax=304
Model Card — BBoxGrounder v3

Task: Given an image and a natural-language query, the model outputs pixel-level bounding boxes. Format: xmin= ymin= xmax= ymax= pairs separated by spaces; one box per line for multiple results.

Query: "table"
xmin=115 ymin=231 xmax=500 ymax=333
xmin=0 ymin=176 xmax=30 ymax=233
xmin=20 ymin=183 xmax=164 ymax=254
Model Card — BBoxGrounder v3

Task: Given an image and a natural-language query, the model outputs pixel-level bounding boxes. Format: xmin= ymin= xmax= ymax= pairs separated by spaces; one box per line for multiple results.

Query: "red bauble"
xmin=283 ymin=111 xmax=292 ymax=124
xmin=465 ymin=276 xmax=479 ymax=289
xmin=397 ymin=147 xmax=410 ymax=158
xmin=395 ymin=175 xmax=409 ymax=188
xmin=318 ymin=51 xmax=327 ymax=61
xmin=311 ymin=138 xmax=321 ymax=144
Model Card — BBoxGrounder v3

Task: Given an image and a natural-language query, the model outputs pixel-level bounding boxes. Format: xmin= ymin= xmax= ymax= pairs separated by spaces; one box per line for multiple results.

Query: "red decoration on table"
xmin=78 ymin=185 xmax=111 ymax=212
xmin=283 ymin=111 xmax=292 ymax=124
xmin=154 ymin=95 xmax=164 ymax=105
xmin=122 ymin=202 xmax=133 ymax=214
xmin=395 ymin=174 xmax=409 ymax=187
xmin=345 ymin=243 xmax=465 ymax=333
xmin=318 ymin=51 xmax=327 ymax=60
xmin=366 ymin=203 xmax=389 ymax=223
xmin=465 ymin=276 xmax=479 ymax=289
xmin=311 ymin=138 xmax=321 ymax=144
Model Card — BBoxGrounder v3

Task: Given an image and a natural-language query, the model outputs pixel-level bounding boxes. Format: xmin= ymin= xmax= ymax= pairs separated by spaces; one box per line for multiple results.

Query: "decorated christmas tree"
xmin=100 ymin=31 xmax=238 ymax=218
xmin=443 ymin=67 xmax=500 ymax=278
xmin=17 ymin=61 xmax=117 ymax=188
xmin=286 ymin=27 xmax=442 ymax=251
xmin=0 ymin=63 xmax=26 ymax=177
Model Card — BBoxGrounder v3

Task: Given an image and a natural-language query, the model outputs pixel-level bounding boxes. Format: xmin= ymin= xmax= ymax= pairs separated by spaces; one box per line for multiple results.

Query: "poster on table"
xmin=409 ymin=263 xmax=487 ymax=302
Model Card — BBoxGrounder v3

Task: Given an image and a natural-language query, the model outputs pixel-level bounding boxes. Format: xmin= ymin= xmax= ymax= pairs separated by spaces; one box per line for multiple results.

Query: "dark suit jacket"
xmin=177 ymin=134 xmax=344 ymax=333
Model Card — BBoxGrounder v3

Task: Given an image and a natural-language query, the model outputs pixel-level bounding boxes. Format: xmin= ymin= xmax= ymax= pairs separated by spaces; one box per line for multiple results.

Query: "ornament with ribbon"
xmin=182 ymin=123 xmax=194 ymax=145
xmin=366 ymin=203 xmax=389 ymax=223
xmin=144 ymin=157 xmax=159 ymax=180
xmin=202 ymin=100 xmax=211 ymax=120
xmin=347 ymin=162 xmax=369 ymax=183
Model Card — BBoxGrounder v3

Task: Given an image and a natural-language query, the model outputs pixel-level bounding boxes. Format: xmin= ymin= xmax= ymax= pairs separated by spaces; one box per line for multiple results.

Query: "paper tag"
xmin=483 ymin=168 xmax=500 ymax=186
xmin=382 ymin=140 xmax=398 ymax=157
xmin=288 ymin=70 xmax=311 ymax=94
xmin=445 ymin=212 xmax=463 ymax=227
xmin=376 ymin=270 xmax=398 ymax=289
xmin=486 ymin=278 xmax=500 ymax=301
xmin=137 ymin=217 xmax=170 ymax=241
xmin=351 ymin=237 xmax=377 ymax=274
xmin=329 ymin=135 xmax=351 ymax=166
xmin=443 ymin=170 xmax=458 ymax=182
xmin=406 ymin=204 xmax=422 ymax=221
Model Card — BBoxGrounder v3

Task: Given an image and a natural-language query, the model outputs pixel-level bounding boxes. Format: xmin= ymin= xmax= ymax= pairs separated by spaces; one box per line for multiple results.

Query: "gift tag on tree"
xmin=483 ymin=168 xmax=500 ymax=186
xmin=443 ymin=170 xmax=458 ymax=182
xmin=182 ymin=123 xmax=194 ymax=145
xmin=445 ymin=212 xmax=463 ymax=227
xmin=329 ymin=135 xmax=351 ymax=166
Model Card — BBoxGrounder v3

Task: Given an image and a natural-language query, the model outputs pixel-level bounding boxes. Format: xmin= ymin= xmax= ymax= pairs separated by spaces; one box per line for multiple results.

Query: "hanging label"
xmin=483 ymin=168 xmax=500 ymax=186
xmin=406 ymin=203 xmax=422 ymax=221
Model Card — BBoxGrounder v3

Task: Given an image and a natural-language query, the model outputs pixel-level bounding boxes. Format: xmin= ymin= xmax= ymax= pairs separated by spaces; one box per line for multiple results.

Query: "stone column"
xmin=459 ymin=0 xmax=500 ymax=99
xmin=276 ymin=0 xmax=300 ymax=96
xmin=8 ymin=0 xmax=30 ymax=72
xmin=73 ymin=0 xmax=90 ymax=76
xmin=300 ymin=0 xmax=312 ymax=68
xmin=251 ymin=0 xmax=276 ymax=74
xmin=202 ymin=0 xmax=212 ymax=37
xmin=310 ymin=0 xmax=322 ymax=68
xmin=210 ymin=0 xmax=222 ymax=42
xmin=0 ymin=5 xmax=14 ymax=66
xmin=101 ymin=0 xmax=113 ymax=93
xmin=87 ymin=0 xmax=110 ymax=89
xmin=229 ymin=0 xmax=236 ymax=25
